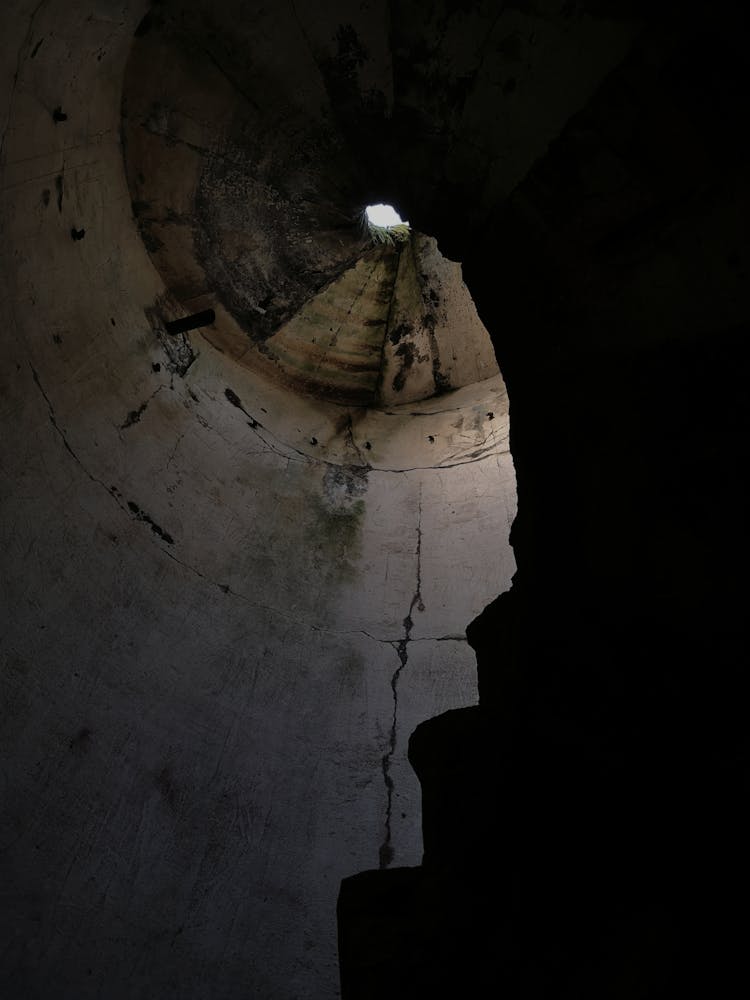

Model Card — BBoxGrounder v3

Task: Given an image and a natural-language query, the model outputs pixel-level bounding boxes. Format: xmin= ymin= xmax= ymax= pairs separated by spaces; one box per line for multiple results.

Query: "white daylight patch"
xmin=365 ymin=203 xmax=406 ymax=228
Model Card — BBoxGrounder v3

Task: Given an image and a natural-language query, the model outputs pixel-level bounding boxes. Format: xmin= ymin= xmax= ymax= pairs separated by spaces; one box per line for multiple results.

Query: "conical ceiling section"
xmin=257 ymin=246 xmax=399 ymax=405
xmin=245 ymin=233 xmax=499 ymax=407
xmin=120 ymin=10 xmax=499 ymax=413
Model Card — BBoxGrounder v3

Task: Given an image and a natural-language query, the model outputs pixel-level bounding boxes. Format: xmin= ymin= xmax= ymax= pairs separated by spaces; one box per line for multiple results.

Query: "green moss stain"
xmin=309 ymin=465 xmax=369 ymax=584
xmin=221 ymin=461 xmax=368 ymax=616
xmin=310 ymin=497 xmax=365 ymax=583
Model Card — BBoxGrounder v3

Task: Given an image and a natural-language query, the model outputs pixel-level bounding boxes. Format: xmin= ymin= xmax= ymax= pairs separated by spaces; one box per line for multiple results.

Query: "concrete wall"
xmin=0 ymin=3 xmax=516 ymax=997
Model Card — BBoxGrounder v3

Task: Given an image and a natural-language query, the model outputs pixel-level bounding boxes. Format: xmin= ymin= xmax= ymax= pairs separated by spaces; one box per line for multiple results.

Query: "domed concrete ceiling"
xmin=3 ymin=2 xmax=743 ymax=997
xmin=120 ymin=7 xmax=500 ymax=409
xmin=0 ymin=2 xmax=524 ymax=998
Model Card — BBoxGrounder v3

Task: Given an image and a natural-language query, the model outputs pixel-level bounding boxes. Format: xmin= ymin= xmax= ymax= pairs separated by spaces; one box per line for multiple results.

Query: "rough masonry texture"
xmin=2 ymin=1 xmax=749 ymax=998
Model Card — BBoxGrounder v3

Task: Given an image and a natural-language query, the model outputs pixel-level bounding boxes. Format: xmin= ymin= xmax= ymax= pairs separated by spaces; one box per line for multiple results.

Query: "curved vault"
xmin=0 ymin=3 xmax=516 ymax=999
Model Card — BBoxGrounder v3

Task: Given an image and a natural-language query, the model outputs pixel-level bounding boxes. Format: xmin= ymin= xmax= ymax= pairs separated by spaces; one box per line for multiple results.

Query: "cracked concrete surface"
xmin=1 ymin=3 xmax=516 ymax=998
xmin=378 ymin=494 xmax=424 ymax=871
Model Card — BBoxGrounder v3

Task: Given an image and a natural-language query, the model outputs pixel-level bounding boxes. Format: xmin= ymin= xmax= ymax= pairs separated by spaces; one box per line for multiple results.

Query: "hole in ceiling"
xmin=120 ymin=34 xmax=504 ymax=432
xmin=365 ymin=203 xmax=410 ymax=246
xmin=366 ymin=203 xmax=406 ymax=228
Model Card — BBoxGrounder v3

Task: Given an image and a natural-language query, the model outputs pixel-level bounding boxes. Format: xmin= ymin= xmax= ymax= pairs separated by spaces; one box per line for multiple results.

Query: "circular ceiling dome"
xmin=0 ymin=3 xmax=520 ymax=998
xmin=121 ymin=6 xmax=507 ymax=470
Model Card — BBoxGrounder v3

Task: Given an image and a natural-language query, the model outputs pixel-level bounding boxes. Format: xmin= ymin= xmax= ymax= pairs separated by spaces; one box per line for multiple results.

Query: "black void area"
xmin=164 ymin=310 xmax=216 ymax=335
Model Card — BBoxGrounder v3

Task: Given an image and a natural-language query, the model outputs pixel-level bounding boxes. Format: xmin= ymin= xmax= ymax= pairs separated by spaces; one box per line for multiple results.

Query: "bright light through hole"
xmin=366 ymin=203 xmax=407 ymax=228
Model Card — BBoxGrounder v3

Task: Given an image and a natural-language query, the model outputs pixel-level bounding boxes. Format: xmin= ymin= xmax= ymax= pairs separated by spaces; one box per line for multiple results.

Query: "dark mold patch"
xmin=392 ymin=342 xmax=415 ymax=392
xmin=389 ymin=321 xmax=413 ymax=346
xmin=121 ymin=401 xmax=149 ymax=429
xmin=392 ymin=340 xmax=429 ymax=393
xmin=224 ymin=386 xmax=262 ymax=429
xmin=140 ymin=229 xmax=164 ymax=253
xmin=422 ymin=313 xmax=451 ymax=395
xmin=134 ymin=11 xmax=155 ymax=38
xmin=319 ymin=23 xmax=369 ymax=109
xmin=154 ymin=765 xmax=179 ymax=809
xmin=432 ymin=360 xmax=451 ymax=395
xmin=165 ymin=207 xmax=189 ymax=226
xmin=323 ymin=464 xmax=369 ymax=503
xmin=127 ymin=500 xmax=175 ymax=544
xmin=186 ymin=106 xmax=365 ymax=345
xmin=69 ymin=727 xmax=92 ymax=756
xmin=224 ymin=387 xmax=242 ymax=409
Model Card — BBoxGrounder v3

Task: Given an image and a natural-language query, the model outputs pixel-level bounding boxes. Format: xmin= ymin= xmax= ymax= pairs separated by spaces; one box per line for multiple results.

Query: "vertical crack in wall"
xmin=344 ymin=412 xmax=370 ymax=467
xmin=379 ymin=490 xmax=424 ymax=869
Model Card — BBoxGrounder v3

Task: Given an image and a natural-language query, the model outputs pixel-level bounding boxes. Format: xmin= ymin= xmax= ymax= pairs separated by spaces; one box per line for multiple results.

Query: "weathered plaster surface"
xmin=0 ymin=3 xmax=516 ymax=997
